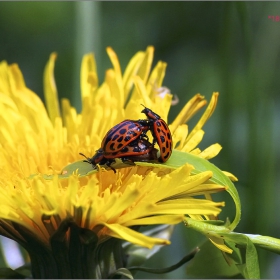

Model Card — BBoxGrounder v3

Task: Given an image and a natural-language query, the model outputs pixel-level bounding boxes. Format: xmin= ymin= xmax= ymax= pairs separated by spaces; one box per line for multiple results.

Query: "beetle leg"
xmin=105 ymin=160 xmax=117 ymax=173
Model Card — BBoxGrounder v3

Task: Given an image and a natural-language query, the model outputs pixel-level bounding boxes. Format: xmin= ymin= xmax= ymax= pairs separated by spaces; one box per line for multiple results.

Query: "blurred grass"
xmin=0 ymin=1 xmax=280 ymax=278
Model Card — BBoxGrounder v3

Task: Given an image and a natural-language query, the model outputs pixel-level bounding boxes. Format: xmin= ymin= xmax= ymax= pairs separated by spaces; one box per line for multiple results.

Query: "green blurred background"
xmin=0 ymin=1 xmax=280 ymax=278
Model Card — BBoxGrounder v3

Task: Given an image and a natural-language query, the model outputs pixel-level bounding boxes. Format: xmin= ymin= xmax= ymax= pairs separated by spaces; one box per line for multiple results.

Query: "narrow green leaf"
xmin=29 ymin=158 xmax=129 ymax=180
xmin=221 ymin=233 xmax=260 ymax=279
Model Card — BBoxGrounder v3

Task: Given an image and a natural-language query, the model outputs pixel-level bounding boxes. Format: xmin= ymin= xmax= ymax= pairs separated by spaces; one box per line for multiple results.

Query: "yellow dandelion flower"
xmin=0 ymin=46 xmax=233 ymax=278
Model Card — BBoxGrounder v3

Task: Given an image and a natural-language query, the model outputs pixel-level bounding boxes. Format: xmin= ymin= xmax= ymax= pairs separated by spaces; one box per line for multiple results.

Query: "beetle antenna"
xmin=79 ymin=152 xmax=89 ymax=160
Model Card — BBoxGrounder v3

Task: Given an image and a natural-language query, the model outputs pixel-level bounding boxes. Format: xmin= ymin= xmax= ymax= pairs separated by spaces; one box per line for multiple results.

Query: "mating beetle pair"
xmin=80 ymin=106 xmax=172 ymax=172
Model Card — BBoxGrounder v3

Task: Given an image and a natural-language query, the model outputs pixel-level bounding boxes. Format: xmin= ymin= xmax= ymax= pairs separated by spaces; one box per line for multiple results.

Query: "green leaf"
xmin=223 ymin=240 xmax=243 ymax=264
xmin=186 ymin=239 xmax=242 ymax=278
xmin=30 ymin=150 xmax=241 ymax=230
xmin=134 ymin=150 xmax=240 ymax=231
xmin=29 ymin=158 xmax=134 ymax=180
xmin=221 ymin=233 xmax=260 ymax=279
xmin=184 ymin=218 xmax=260 ymax=279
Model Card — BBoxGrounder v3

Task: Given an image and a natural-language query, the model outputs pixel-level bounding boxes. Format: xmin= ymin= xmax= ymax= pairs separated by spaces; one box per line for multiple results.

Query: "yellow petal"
xmin=135 ymin=45 xmax=154 ymax=84
xmin=146 ymin=60 xmax=167 ymax=98
xmin=186 ymin=92 xmax=219 ymax=142
xmin=132 ymin=75 xmax=151 ymax=106
xmin=0 ymin=61 xmax=11 ymax=95
xmin=103 ymin=223 xmax=170 ymax=249
xmin=165 ymin=184 xmax=226 ymax=200
xmin=122 ymin=50 xmax=145 ymax=101
xmin=171 ymin=93 xmax=207 ymax=131
xmin=223 ymin=171 xmax=238 ymax=182
xmin=182 ymin=130 xmax=205 ymax=152
xmin=154 ymin=199 xmax=224 ymax=216
xmin=209 ymin=236 xmax=233 ymax=254
xmin=199 ymin=143 xmax=222 ymax=159
xmin=80 ymin=53 xmax=98 ymax=101
xmin=106 ymin=46 xmax=122 ymax=78
xmin=105 ymin=68 xmax=124 ymax=109
xmin=43 ymin=52 xmax=60 ymax=124
xmin=130 ymin=46 xmax=154 ymax=101
xmin=123 ymin=215 xmax=184 ymax=227
xmin=172 ymin=124 xmax=189 ymax=150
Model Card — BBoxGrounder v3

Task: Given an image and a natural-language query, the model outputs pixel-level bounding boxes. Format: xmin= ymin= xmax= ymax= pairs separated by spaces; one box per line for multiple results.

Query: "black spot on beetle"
xmin=160 ymin=136 xmax=165 ymax=143
xmin=117 ymin=143 xmax=123 ymax=149
xmin=121 ymin=147 xmax=129 ymax=153
xmin=161 ymin=122 xmax=168 ymax=129
xmin=128 ymin=123 xmax=136 ymax=129
xmin=164 ymin=152 xmax=170 ymax=159
xmin=156 ymin=121 xmax=162 ymax=127
xmin=117 ymin=136 xmax=123 ymax=142
xmin=119 ymin=129 xmax=127 ymax=134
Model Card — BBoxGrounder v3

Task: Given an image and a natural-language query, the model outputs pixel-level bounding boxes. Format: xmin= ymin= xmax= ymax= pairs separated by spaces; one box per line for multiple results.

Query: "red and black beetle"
xmin=141 ymin=105 xmax=173 ymax=163
xmin=80 ymin=138 xmax=158 ymax=173
xmin=80 ymin=106 xmax=172 ymax=172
